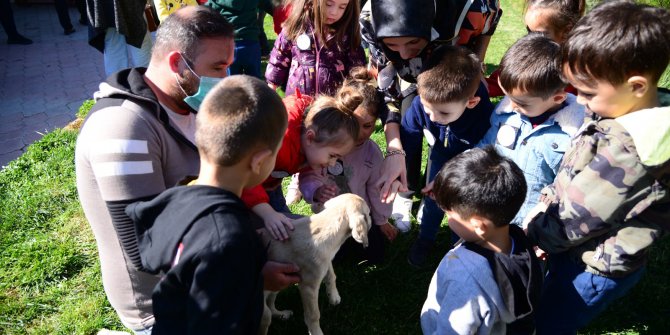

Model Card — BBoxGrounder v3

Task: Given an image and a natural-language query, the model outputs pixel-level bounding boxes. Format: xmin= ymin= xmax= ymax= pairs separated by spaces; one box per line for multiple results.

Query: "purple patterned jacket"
xmin=265 ymin=23 xmax=366 ymax=96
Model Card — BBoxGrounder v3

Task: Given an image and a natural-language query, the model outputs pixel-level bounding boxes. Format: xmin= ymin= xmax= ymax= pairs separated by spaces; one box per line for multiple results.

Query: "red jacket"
xmin=241 ymin=92 xmax=313 ymax=208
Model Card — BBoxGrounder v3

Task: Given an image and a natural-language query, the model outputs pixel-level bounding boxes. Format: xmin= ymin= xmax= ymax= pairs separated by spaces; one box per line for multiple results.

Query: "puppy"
xmin=259 ymin=193 xmax=372 ymax=335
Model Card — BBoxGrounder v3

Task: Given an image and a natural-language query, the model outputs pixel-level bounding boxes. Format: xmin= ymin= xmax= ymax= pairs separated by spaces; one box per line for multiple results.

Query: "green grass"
xmin=1 ymin=0 xmax=669 ymax=334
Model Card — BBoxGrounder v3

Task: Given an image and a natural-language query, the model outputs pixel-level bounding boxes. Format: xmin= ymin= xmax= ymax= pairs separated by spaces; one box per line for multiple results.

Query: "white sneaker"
xmin=285 ymin=173 xmax=302 ymax=205
xmin=391 ymin=194 xmax=413 ymax=233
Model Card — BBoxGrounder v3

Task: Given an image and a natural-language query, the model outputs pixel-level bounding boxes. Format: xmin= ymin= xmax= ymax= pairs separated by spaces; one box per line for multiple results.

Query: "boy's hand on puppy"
xmin=314 ymin=184 xmax=339 ymax=203
xmin=253 ymin=203 xmax=295 ymax=241
xmin=262 ymin=261 xmax=301 ymax=291
xmin=379 ymin=222 xmax=398 ymax=241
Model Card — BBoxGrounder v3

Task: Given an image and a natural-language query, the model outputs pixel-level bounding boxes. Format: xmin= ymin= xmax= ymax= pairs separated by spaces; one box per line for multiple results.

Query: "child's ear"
xmin=304 ymin=129 xmax=316 ymax=145
xmin=466 ymin=96 xmax=481 ymax=109
xmin=470 ymin=216 xmax=488 ymax=238
xmin=552 ymin=90 xmax=568 ymax=104
xmin=627 ymin=75 xmax=649 ymax=98
xmin=250 ymin=149 xmax=273 ymax=174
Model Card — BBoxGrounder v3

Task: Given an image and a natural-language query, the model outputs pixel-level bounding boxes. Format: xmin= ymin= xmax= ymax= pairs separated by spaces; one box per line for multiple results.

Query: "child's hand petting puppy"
xmin=254 ymin=203 xmax=295 ymax=241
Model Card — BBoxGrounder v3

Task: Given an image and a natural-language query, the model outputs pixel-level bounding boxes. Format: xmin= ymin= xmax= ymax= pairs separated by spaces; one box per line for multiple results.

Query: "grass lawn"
xmin=1 ymin=0 xmax=669 ymax=334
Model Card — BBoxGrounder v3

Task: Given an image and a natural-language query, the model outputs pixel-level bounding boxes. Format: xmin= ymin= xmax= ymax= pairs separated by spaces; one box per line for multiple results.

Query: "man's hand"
xmin=262 ymin=261 xmax=301 ymax=291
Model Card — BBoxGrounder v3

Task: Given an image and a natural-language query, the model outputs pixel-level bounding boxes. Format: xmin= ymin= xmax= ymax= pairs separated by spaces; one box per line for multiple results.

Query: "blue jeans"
xmin=104 ymin=28 xmax=152 ymax=77
xmin=418 ymin=152 xmax=460 ymax=244
xmin=267 ymin=186 xmax=290 ymax=214
xmin=536 ymin=252 xmax=645 ymax=334
xmin=229 ymin=40 xmax=261 ymax=78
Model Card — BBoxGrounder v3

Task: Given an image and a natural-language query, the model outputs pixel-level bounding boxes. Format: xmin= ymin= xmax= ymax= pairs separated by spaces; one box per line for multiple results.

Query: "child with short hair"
xmin=477 ymin=32 xmax=585 ymax=227
xmin=299 ymin=67 xmax=398 ymax=264
xmin=241 ymin=89 xmax=360 ymax=241
xmin=125 ymin=75 xmax=300 ymax=333
xmin=421 ymin=146 xmax=543 ymax=335
xmin=486 ymin=0 xmax=585 ymax=97
xmin=401 ymin=45 xmax=494 ymax=267
xmin=525 ymin=1 xmax=670 ymax=333
xmin=265 ymin=0 xmax=366 ymax=96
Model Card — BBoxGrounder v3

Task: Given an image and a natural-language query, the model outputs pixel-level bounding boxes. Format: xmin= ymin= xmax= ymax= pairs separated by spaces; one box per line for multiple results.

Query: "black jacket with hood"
xmin=360 ymin=0 xmax=501 ymax=119
xmin=125 ymin=185 xmax=266 ymax=335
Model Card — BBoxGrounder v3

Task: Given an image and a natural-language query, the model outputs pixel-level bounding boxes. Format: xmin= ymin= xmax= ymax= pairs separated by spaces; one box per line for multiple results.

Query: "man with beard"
xmin=76 ymin=6 xmax=299 ymax=334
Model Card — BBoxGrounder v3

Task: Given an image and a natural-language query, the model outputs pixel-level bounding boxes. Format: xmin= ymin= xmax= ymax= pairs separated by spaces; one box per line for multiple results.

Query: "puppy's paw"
xmin=328 ymin=291 xmax=341 ymax=305
xmin=274 ymin=309 xmax=293 ymax=320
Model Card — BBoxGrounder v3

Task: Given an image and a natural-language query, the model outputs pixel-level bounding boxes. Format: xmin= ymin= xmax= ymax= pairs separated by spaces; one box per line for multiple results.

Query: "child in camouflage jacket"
xmin=524 ymin=1 xmax=670 ymax=334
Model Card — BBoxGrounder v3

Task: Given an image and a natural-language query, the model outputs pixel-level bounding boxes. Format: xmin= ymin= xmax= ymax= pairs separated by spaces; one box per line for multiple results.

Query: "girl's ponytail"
xmin=338 ymin=67 xmax=382 ymax=118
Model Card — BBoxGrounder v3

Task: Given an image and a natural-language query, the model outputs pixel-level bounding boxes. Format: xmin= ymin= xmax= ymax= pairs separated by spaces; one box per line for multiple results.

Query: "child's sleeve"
xmin=152 ymin=0 xmax=170 ymax=22
xmin=298 ymin=169 xmax=326 ymax=204
xmin=421 ymin=264 xmax=486 ymax=335
xmin=400 ymin=96 xmax=426 ymax=151
xmin=264 ymin=32 xmax=293 ymax=88
xmin=476 ymin=105 xmax=504 ymax=148
xmin=527 ymin=131 xmax=651 ymax=253
xmin=241 ymin=185 xmax=270 ymax=209
xmin=345 ymin=44 xmax=367 ymax=70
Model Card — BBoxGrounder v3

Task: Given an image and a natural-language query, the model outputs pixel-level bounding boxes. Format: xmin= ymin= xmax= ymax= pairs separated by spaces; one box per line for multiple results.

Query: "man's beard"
xmin=174 ymin=72 xmax=199 ymax=113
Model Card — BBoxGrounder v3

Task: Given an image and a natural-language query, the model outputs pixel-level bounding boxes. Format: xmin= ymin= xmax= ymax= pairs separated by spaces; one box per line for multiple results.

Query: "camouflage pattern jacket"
xmin=527 ymin=90 xmax=670 ymax=277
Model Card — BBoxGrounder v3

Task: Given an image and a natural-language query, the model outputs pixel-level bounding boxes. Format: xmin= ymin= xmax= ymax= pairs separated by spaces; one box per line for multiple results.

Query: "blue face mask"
xmin=177 ymin=54 xmax=223 ymax=111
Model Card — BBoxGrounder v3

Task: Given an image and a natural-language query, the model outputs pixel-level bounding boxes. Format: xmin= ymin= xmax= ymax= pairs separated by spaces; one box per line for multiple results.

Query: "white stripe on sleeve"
xmin=93 ymin=139 xmax=149 ymax=155
xmin=92 ymin=161 xmax=154 ymax=177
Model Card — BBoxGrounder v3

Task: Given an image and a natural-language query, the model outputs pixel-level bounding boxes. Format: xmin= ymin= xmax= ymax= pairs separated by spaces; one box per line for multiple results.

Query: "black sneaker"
xmin=64 ymin=27 xmax=76 ymax=35
xmin=408 ymin=237 xmax=434 ymax=268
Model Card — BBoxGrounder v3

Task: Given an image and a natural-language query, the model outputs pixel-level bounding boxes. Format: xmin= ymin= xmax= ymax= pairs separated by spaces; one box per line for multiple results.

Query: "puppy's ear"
xmin=348 ymin=200 xmax=371 ymax=247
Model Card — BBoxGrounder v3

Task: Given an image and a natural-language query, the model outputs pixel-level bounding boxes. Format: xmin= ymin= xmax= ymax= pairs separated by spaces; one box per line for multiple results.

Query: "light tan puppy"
xmin=259 ymin=193 xmax=372 ymax=335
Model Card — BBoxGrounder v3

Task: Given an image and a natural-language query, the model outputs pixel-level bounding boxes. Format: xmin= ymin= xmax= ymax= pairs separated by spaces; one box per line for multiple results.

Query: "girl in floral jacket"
xmin=265 ymin=0 xmax=366 ymax=97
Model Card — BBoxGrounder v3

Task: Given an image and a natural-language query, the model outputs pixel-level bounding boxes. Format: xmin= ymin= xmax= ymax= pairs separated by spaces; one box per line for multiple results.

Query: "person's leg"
xmin=128 ymin=29 xmax=152 ymax=69
xmin=536 ymin=253 xmax=646 ymax=334
xmin=257 ymin=10 xmax=270 ymax=56
xmin=103 ymin=28 xmax=130 ymax=77
xmin=408 ymin=153 xmax=446 ymax=267
xmin=363 ymin=223 xmax=385 ymax=264
xmin=1 ymin=0 xmax=32 ymax=44
xmin=285 ymin=173 xmax=302 ymax=205
xmin=229 ymin=40 xmax=262 ymax=77
xmin=400 ymin=92 xmax=422 ymax=191
xmin=391 ymin=92 xmax=420 ymax=233
xmin=76 ymin=0 xmax=88 ymax=25
xmin=54 ymin=0 xmax=75 ymax=34
xmin=267 ymin=186 xmax=291 ymax=214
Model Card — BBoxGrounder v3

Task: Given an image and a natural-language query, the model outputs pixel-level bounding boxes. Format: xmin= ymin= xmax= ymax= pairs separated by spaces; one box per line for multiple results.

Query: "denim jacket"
xmin=478 ymin=94 xmax=585 ymax=226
